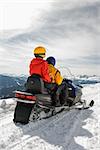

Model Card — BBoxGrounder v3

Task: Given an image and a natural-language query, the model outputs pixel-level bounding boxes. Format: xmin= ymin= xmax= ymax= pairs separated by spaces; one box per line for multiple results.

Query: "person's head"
xmin=46 ymin=56 xmax=56 ymax=66
xmin=33 ymin=46 xmax=46 ymax=58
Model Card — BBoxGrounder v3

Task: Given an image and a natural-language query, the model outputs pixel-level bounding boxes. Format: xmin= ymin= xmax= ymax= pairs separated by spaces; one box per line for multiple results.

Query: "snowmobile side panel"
xmin=36 ymin=94 xmax=53 ymax=108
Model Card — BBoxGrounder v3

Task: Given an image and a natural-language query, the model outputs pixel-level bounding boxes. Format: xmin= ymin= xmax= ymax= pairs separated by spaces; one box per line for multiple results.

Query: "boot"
xmin=67 ymin=99 xmax=74 ymax=107
xmin=55 ymin=101 xmax=61 ymax=107
xmin=55 ymin=94 xmax=61 ymax=107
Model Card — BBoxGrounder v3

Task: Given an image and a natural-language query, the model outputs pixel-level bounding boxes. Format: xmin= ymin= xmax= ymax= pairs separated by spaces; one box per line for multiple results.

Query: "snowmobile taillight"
xmin=15 ymin=93 xmax=36 ymax=101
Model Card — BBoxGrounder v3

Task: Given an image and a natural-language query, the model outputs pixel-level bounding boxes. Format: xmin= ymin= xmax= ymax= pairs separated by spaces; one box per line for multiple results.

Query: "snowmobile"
xmin=13 ymin=74 xmax=94 ymax=125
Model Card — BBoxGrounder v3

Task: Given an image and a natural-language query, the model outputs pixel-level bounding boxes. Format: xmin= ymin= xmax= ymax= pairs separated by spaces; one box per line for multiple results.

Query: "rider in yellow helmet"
xmin=34 ymin=46 xmax=46 ymax=58
xmin=29 ymin=46 xmax=51 ymax=83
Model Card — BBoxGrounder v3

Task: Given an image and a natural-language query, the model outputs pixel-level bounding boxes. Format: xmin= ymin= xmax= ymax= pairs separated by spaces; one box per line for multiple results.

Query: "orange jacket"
xmin=48 ymin=64 xmax=63 ymax=85
xmin=29 ymin=58 xmax=51 ymax=83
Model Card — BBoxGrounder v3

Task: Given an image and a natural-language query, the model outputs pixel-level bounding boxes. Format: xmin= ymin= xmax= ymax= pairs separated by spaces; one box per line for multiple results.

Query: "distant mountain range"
xmin=0 ymin=74 xmax=100 ymax=99
xmin=0 ymin=74 xmax=27 ymax=99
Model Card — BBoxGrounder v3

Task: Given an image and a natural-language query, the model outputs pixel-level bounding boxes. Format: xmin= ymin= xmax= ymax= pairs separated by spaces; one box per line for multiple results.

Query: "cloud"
xmin=0 ymin=0 xmax=100 ymax=75
xmin=1 ymin=1 xmax=99 ymax=47
xmin=0 ymin=0 xmax=53 ymax=31
xmin=58 ymin=54 xmax=100 ymax=66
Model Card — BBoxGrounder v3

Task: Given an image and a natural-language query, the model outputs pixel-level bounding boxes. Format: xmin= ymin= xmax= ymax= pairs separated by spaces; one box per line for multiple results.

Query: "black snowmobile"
xmin=13 ymin=74 xmax=94 ymax=125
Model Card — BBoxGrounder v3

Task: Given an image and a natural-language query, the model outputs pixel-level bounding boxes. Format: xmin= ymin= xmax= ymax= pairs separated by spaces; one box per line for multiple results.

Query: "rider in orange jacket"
xmin=29 ymin=46 xmax=51 ymax=83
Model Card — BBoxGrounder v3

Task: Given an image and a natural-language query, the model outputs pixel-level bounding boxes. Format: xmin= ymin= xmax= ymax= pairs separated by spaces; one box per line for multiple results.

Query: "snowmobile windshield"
xmin=57 ymin=66 xmax=75 ymax=81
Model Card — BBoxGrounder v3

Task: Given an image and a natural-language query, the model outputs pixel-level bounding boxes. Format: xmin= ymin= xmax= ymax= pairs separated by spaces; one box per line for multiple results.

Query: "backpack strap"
xmin=55 ymin=70 xmax=59 ymax=76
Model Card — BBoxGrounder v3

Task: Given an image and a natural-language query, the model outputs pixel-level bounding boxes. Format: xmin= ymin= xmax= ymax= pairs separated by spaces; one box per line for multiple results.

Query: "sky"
xmin=0 ymin=0 xmax=100 ymax=76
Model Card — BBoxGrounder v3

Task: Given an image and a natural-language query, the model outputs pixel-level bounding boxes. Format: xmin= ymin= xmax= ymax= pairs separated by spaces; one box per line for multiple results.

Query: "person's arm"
xmin=42 ymin=61 xmax=51 ymax=83
xmin=29 ymin=60 xmax=32 ymax=75
xmin=55 ymin=70 xmax=63 ymax=85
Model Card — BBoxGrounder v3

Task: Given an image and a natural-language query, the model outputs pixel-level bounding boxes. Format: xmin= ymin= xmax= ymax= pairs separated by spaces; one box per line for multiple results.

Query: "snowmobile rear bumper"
xmin=15 ymin=91 xmax=36 ymax=104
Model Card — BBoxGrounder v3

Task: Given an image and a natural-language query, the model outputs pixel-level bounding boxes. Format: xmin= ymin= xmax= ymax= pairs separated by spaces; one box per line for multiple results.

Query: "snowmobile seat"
xmin=25 ymin=74 xmax=48 ymax=94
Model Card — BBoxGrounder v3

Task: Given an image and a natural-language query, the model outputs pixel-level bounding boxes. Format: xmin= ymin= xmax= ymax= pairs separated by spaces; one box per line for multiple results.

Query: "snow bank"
xmin=0 ymin=83 xmax=100 ymax=150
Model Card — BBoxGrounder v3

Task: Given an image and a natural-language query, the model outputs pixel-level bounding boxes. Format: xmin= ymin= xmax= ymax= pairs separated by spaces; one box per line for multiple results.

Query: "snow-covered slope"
xmin=0 ymin=83 xmax=100 ymax=150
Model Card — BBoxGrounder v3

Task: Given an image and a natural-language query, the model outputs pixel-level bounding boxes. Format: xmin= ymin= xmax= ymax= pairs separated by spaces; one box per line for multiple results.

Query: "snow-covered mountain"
xmin=0 ymin=74 xmax=27 ymax=99
xmin=73 ymin=75 xmax=100 ymax=85
xmin=0 ymin=76 xmax=100 ymax=150
xmin=0 ymin=74 xmax=100 ymax=99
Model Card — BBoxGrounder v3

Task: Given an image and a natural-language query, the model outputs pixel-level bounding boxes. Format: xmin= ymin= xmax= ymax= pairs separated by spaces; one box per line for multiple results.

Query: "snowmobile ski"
xmin=74 ymin=100 xmax=94 ymax=110
xmin=57 ymin=100 xmax=94 ymax=112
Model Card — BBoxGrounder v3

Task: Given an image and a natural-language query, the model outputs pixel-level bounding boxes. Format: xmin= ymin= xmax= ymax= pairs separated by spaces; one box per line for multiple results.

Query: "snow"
xmin=0 ymin=80 xmax=100 ymax=150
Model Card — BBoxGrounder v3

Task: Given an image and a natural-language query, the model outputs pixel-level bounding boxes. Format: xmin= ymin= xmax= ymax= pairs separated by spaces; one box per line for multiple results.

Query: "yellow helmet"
xmin=33 ymin=46 xmax=46 ymax=58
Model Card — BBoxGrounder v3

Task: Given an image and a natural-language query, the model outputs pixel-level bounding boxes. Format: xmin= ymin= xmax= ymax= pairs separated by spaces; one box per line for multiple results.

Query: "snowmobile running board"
xmin=46 ymin=100 xmax=94 ymax=119
xmin=52 ymin=100 xmax=93 ymax=118
xmin=57 ymin=100 xmax=94 ymax=111
xmin=34 ymin=100 xmax=94 ymax=120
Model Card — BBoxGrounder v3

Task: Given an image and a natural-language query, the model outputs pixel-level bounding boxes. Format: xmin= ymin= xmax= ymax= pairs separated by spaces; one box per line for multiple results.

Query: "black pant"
xmin=55 ymin=82 xmax=68 ymax=105
xmin=44 ymin=82 xmax=57 ymax=93
xmin=45 ymin=82 xmax=69 ymax=106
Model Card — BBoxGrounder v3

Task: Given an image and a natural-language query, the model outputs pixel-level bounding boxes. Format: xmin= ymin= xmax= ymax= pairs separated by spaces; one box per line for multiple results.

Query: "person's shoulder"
xmin=42 ymin=59 xmax=48 ymax=66
xmin=41 ymin=59 xmax=47 ymax=63
xmin=30 ymin=57 xmax=36 ymax=61
xmin=42 ymin=59 xmax=47 ymax=62
xmin=30 ymin=58 xmax=34 ymax=62
xmin=48 ymin=64 xmax=55 ymax=69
